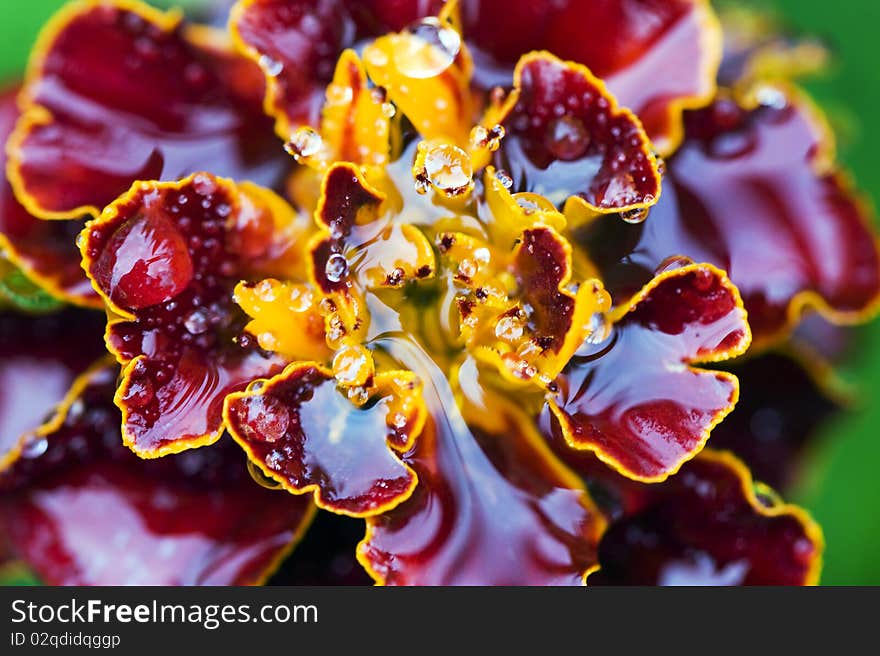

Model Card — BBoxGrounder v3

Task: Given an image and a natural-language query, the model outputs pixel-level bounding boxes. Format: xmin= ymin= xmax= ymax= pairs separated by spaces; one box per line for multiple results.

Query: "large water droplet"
xmin=422 ymin=143 xmax=473 ymax=195
xmin=620 ymin=206 xmax=650 ymax=224
xmin=237 ymin=395 xmax=290 ymax=443
xmin=654 ymin=255 xmax=695 ymax=275
xmin=396 ymin=17 xmax=461 ymax=79
xmin=94 ymin=213 xmax=193 ymax=309
xmin=247 ymin=458 xmax=283 ymax=489
xmin=324 ymin=253 xmax=349 ymax=283
xmin=470 ymin=124 xmax=505 ymax=151
xmin=545 ymin=116 xmax=590 ymax=160
xmin=584 ymin=312 xmax=611 ymax=345
xmin=332 ymin=344 xmax=374 ymax=386
xmin=495 ymin=314 xmax=524 ymax=342
xmin=21 ymin=436 xmax=48 ymax=459
xmin=284 ymin=127 xmax=323 ymax=161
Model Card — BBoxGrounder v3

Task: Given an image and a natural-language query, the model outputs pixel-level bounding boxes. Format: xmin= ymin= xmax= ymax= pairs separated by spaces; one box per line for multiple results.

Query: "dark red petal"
xmin=490 ymin=52 xmax=661 ymax=214
xmin=225 ymin=363 xmax=423 ymax=517
xmin=710 ymin=353 xmax=841 ymax=491
xmin=230 ymin=0 xmax=357 ymax=137
xmin=359 ymin=340 xmax=605 ymax=585
xmin=586 ymin=450 xmax=822 ymax=586
xmin=580 ymin=93 xmax=880 ymax=348
xmin=81 ymin=173 xmax=293 ymax=456
xmin=0 ymin=309 xmax=106 ymax=472
xmin=9 ymin=2 xmax=286 ymax=219
xmin=463 ymin=0 xmax=720 ymax=152
xmin=549 ymin=264 xmax=750 ymax=482
xmin=0 ymin=364 xmax=314 ymax=585
xmin=0 ymin=88 xmax=98 ymax=306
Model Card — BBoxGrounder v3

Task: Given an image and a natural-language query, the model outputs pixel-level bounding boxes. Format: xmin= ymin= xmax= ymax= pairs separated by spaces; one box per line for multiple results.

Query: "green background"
xmin=1 ymin=0 xmax=878 ymax=585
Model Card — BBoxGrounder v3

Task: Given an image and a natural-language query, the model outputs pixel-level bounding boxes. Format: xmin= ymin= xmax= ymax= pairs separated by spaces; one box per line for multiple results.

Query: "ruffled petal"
xmin=224 ymin=362 xmax=425 ymax=516
xmin=579 ymin=90 xmax=880 ymax=348
xmin=586 ymin=450 xmax=822 ymax=586
xmin=0 ymin=309 xmax=106 ymax=472
xmin=230 ymin=0 xmax=356 ymax=139
xmin=0 ymin=363 xmax=314 ymax=585
xmin=8 ymin=0 xmax=286 ymax=220
xmin=485 ymin=52 xmax=661 ymax=215
xmin=460 ymin=0 xmax=721 ymax=153
xmin=548 ymin=263 xmax=751 ymax=482
xmin=79 ymin=173 xmax=310 ymax=456
xmin=0 ymin=88 xmax=99 ymax=306
xmin=358 ymin=340 xmax=606 ymax=585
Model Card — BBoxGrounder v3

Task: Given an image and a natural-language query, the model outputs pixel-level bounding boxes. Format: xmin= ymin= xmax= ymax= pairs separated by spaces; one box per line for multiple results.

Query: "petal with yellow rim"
xmin=0 ymin=363 xmax=315 ymax=585
xmin=8 ymin=0 xmax=287 ymax=220
xmin=548 ymin=264 xmax=751 ymax=482
xmin=79 ymin=173 xmax=311 ymax=457
xmin=578 ymin=91 xmax=880 ymax=349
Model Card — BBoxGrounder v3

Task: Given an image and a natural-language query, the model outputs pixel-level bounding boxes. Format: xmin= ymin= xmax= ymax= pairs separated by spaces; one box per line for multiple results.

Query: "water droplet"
xmin=381 ymin=102 xmax=396 ymax=118
xmin=494 ymin=169 xmax=514 ymax=189
xmin=655 ymin=157 xmax=667 ymax=176
xmin=21 ymin=436 xmax=48 ymax=459
xmin=324 ymin=253 xmax=349 ymax=283
xmin=754 ymin=84 xmax=788 ymax=110
xmin=183 ymin=309 xmax=209 ymax=335
xmin=237 ymin=395 xmax=290 ymax=443
xmin=94 ymin=213 xmax=193 ymax=309
xmin=247 ymin=459 xmax=283 ymax=489
xmin=422 ymin=143 xmax=473 ymax=195
xmin=326 ymin=83 xmax=353 ymax=105
xmin=495 ymin=314 xmax=524 ymax=342
xmin=470 ymin=124 xmax=505 ymax=151
xmin=545 ymin=116 xmax=590 ymax=160
xmin=585 ymin=312 xmax=611 ymax=345
xmin=258 ymin=54 xmax=284 ymax=77
xmin=333 ymin=344 xmax=374 ymax=386
xmin=284 ymin=127 xmax=323 ymax=161
xmin=620 ymin=206 xmax=650 ymax=224
xmin=397 ymin=17 xmax=461 ymax=79
xmin=655 ymin=255 xmax=695 ymax=275
xmin=604 ymin=172 xmax=639 ymax=207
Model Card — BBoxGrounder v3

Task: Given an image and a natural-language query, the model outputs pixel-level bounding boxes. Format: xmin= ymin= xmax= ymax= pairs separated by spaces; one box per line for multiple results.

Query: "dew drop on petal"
xmin=620 ymin=206 xmax=650 ymax=224
xmin=183 ymin=309 xmax=209 ymax=335
xmin=284 ymin=127 xmax=323 ymax=161
xmin=237 ymin=395 xmax=291 ymax=443
xmin=397 ymin=17 xmax=461 ymax=79
xmin=247 ymin=458 xmax=283 ymax=489
xmin=258 ymin=54 xmax=284 ymax=77
xmin=423 ymin=143 xmax=473 ymax=195
xmin=545 ymin=116 xmax=590 ymax=160
xmin=494 ymin=169 xmax=514 ymax=189
xmin=21 ymin=436 xmax=48 ymax=459
xmin=325 ymin=253 xmax=349 ymax=283
xmin=381 ymin=102 xmax=397 ymax=118
xmin=655 ymin=255 xmax=695 ymax=275
xmin=584 ymin=312 xmax=611 ymax=345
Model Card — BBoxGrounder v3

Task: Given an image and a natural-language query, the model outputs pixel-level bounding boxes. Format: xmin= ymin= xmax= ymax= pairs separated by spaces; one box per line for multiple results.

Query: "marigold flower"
xmin=1 ymin=0 xmax=876 ymax=585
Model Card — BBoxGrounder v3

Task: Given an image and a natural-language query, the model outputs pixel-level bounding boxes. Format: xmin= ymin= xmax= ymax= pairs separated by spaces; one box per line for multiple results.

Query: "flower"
xmin=1 ymin=0 xmax=875 ymax=585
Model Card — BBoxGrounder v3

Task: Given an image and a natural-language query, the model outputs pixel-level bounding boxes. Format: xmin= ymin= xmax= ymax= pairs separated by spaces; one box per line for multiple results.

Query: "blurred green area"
xmin=0 ymin=0 xmax=878 ymax=585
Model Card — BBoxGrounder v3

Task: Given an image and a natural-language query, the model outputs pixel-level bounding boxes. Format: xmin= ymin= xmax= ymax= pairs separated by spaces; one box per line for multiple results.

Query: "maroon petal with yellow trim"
xmin=79 ymin=173 xmax=303 ymax=457
xmin=488 ymin=52 xmax=661 ymax=215
xmin=0 ymin=363 xmax=314 ymax=585
xmin=548 ymin=264 xmax=751 ymax=482
xmin=580 ymin=92 xmax=880 ymax=348
xmin=586 ymin=450 xmax=822 ymax=586
xmin=9 ymin=1 xmax=287 ymax=220
xmin=0 ymin=88 xmax=97 ymax=306
xmin=230 ymin=0 xmax=357 ymax=138
xmin=225 ymin=362 xmax=424 ymax=517
xmin=358 ymin=340 xmax=606 ymax=585
xmin=462 ymin=0 xmax=720 ymax=153
xmin=710 ymin=353 xmax=841 ymax=491
xmin=0 ymin=309 xmax=106 ymax=472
